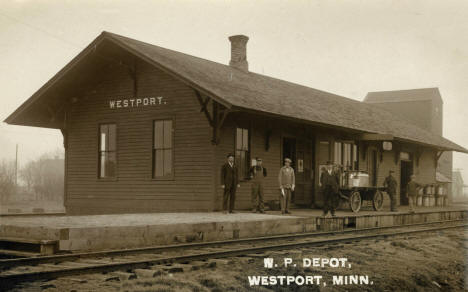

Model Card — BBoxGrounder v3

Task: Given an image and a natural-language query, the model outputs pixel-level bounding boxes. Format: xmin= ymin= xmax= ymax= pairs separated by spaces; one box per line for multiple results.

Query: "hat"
xmin=256 ymin=157 xmax=262 ymax=161
xmin=326 ymin=161 xmax=333 ymax=165
xmin=226 ymin=153 xmax=234 ymax=158
xmin=389 ymin=170 xmax=395 ymax=173
xmin=284 ymin=158 xmax=292 ymax=163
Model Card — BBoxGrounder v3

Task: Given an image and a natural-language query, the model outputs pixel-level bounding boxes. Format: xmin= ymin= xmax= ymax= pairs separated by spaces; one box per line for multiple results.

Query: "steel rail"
xmin=0 ymin=222 xmax=465 ymax=286
xmin=0 ymin=218 xmax=464 ymax=269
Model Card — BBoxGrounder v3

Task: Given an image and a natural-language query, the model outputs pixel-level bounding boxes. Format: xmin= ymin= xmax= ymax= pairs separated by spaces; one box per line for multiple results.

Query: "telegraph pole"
xmin=15 ymin=144 xmax=18 ymax=186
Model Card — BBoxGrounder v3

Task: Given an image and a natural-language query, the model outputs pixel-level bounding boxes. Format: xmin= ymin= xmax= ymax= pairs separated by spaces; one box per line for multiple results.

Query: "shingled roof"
xmin=5 ymin=31 xmax=467 ymax=153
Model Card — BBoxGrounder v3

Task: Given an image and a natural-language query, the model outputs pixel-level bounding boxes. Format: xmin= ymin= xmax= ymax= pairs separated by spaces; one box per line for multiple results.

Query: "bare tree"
xmin=20 ymin=149 xmax=64 ymax=202
xmin=0 ymin=159 xmax=16 ymax=201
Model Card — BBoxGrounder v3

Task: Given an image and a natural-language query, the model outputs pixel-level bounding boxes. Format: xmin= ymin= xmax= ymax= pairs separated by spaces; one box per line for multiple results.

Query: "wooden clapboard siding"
xmin=214 ymin=112 xmax=315 ymax=210
xmin=214 ymin=114 xmax=280 ymax=210
xmin=354 ymin=141 xmax=438 ymax=207
xmin=415 ymin=149 xmax=437 ymax=184
xmin=63 ymin=56 xmax=440 ymax=215
xmin=66 ymin=60 xmax=215 ymax=214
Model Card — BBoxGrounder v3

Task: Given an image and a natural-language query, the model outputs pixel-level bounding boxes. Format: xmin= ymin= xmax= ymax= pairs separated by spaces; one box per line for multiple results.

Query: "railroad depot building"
xmin=5 ymin=32 xmax=467 ymax=214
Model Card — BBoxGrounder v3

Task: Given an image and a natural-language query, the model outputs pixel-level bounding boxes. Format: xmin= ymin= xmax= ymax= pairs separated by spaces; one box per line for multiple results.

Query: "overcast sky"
xmin=0 ymin=0 xmax=467 ymax=182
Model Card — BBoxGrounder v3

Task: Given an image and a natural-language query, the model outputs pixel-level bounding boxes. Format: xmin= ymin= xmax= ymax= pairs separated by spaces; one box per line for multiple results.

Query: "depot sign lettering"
xmin=109 ymin=97 xmax=167 ymax=109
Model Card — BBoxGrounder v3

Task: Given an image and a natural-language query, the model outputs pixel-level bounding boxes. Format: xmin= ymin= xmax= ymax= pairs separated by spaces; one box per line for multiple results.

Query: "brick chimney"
xmin=229 ymin=35 xmax=249 ymax=71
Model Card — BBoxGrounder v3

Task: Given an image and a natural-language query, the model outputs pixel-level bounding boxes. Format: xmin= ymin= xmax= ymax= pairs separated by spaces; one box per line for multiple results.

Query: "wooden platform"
xmin=0 ymin=206 xmax=465 ymax=254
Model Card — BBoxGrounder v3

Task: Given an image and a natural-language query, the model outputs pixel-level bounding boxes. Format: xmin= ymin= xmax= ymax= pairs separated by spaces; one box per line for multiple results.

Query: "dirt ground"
xmin=13 ymin=227 xmax=467 ymax=292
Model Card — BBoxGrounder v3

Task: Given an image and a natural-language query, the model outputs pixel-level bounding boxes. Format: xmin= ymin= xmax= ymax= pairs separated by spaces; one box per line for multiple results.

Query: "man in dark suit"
xmin=320 ymin=161 xmax=340 ymax=217
xmin=221 ymin=153 xmax=240 ymax=213
xmin=383 ymin=170 xmax=398 ymax=212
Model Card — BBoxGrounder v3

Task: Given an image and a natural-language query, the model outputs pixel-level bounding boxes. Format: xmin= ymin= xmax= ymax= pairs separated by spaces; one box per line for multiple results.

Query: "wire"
xmin=0 ymin=8 xmax=141 ymax=118
xmin=0 ymin=8 xmax=132 ymax=68
xmin=0 ymin=9 xmax=83 ymax=49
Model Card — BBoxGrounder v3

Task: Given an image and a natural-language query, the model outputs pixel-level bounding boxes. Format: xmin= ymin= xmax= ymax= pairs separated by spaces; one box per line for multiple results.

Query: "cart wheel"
xmin=373 ymin=190 xmax=384 ymax=211
xmin=350 ymin=191 xmax=361 ymax=213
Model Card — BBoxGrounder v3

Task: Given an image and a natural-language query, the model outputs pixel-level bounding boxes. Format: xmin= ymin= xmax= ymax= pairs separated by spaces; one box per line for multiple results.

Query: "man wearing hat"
xmin=383 ymin=170 xmax=398 ymax=212
xmin=278 ymin=158 xmax=295 ymax=214
xmin=320 ymin=161 xmax=340 ymax=217
xmin=406 ymin=174 xmax=423 ymax=213
xmin=249 ymin=158 xmax=267 ymax=213
xmin=220 ymin=153 xmax=240 ymax=213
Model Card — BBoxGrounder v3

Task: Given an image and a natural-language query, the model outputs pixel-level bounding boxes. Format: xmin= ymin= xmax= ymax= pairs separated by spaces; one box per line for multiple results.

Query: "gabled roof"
xmin=364 ymin=88 xmax=443 ymax=104
xmin=4 ymin=31 xmax=468 ymax=153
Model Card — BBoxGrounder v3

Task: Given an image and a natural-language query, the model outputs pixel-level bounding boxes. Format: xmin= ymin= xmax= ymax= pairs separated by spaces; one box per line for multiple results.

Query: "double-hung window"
xmin=153 ymin=119 xmax=173 ymax=179
xmin=235 ymin=127 xmax=250 ymax=179
xmin=334 ymin=141 xmax=358 ymax=170
xmin=98 ymin=124 xmax=117 ymax=178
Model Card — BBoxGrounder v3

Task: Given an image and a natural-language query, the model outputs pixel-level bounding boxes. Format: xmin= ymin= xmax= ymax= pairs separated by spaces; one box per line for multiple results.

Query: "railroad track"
xmin=0 ymin=219 xmax=465 ymax=289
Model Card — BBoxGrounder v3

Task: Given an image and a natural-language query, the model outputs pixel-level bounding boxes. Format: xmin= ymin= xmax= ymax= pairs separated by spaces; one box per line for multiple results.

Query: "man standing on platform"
xmin=384 ymin=170 xmax=398 ymax=212
xmin=249 ymin=157 xmax=267 ymax=213
xmin=320 ymin=161 xmax=340 ymax=217
xmin=221 ymin=153 xmax=240 ymax=214
xmin=278 ymin=158 xmax=295 ymax=215
xmin=406 ymin=174 xmax=423 ymax=213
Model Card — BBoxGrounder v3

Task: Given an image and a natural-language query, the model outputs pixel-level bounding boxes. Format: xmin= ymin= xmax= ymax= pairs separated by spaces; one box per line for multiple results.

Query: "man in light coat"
xmin=278 ymin=158 xmax=295 ymax=215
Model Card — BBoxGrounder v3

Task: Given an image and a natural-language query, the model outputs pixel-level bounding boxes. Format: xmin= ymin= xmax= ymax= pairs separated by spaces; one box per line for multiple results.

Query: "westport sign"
xmin=109 ymin=96 xmax=167 ymax=109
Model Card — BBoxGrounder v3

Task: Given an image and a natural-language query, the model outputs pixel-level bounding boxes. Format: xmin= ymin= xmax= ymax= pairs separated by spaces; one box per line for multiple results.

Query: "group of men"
xmin=220 ymin=154 xmax=295 ymax=214
xmin=384 ymin=170 xmax=424 ymax=213
xmin=221 ymin=153 xmax=424 ymax=215
xmin=319 ymin=162 xmax=424 ymax=216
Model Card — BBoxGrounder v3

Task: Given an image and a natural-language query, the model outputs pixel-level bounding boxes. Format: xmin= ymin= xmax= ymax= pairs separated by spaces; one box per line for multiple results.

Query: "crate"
xmin=422 ymin=195 xmax=430 ymax=207
xmin=417 ymin=195 xmax=423 ymax=206
xmin=347 ymin=171 xmax=369 ymax=188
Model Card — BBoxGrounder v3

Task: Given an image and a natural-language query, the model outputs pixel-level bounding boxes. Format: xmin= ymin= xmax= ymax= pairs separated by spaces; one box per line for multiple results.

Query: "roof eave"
xmin=4 ymin=32 xmax=110 ymax=126
xmin=4 ymin=31 xmax=233 ymax=127
xmin=233 ymin=105 xmax=468 ymax=154
xmin=394 ymin=137 xmax=468 ymax=154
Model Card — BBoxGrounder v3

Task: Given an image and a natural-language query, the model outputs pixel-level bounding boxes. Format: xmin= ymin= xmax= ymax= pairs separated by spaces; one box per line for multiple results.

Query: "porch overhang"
xmin=358 ymin=133 xmax=394 ymax=141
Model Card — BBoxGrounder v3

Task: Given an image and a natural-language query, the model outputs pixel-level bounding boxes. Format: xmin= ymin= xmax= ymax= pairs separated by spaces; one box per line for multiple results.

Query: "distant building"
xmin=364 ymin=88 xmax=454 ymax=203
xmin=452 ymin=170 xmax=464 ymax=201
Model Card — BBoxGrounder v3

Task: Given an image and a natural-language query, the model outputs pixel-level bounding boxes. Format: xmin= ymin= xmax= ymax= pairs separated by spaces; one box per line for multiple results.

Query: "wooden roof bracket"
xmin=361 ymin=141 xmax=368 ymax=161
xmin=212 ymin=102 xmax=229 ymax=145
xmin=194 ymin=89 xmax=229 ymax=145
xmin=60 ymin=105 xmax=69 ymax=149
xmin=46 ymin=103 xmax=57 ymax=123
xmin=60 ymin=128 xmax=68 ymax=149
xmin=195 ymin=90 xmax=214 ymax=127
xmin=394 ymin=143 xmax=400 ymax=165
xmin=415 ymin=147 xmax=423 ymax=167
xmin=46 ymin=101 xmax=67 ymax=125
xmin=435 ymin=150 xmax=444 ymax=168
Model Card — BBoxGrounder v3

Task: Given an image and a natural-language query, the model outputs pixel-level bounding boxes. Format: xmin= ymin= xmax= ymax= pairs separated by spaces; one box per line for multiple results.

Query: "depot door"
xmin=368 ymin=149 xmax=378 ymax=186
xmin=282 ymin=137 xmax=314 ymax=205
xmin=400 ymin=160 xmax=413 ymax=205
